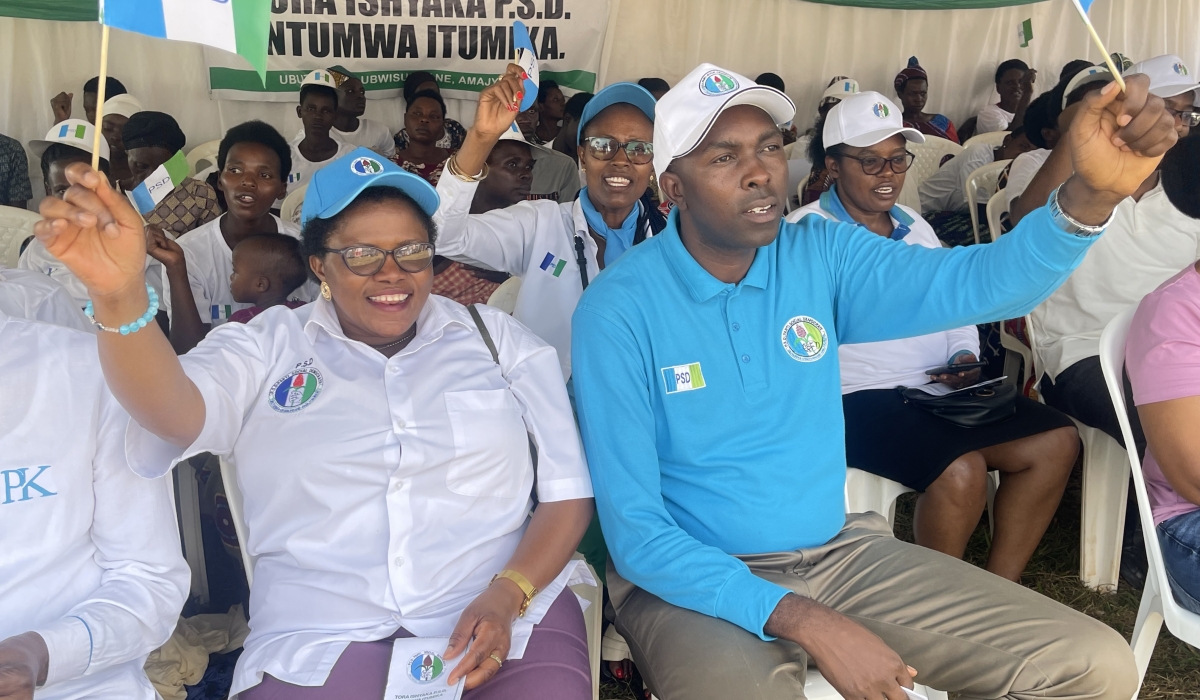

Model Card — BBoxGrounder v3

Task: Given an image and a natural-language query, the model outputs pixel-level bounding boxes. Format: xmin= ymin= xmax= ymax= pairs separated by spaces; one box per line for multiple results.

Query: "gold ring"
xmin=488 ymin=653 xmax=504 ymax=667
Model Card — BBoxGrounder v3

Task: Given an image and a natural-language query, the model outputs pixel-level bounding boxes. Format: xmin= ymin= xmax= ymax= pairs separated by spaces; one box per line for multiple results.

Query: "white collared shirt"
xmin=790 ymin=200 xmax=979 ymax=394
xmin=125 ymin=295 xmax=593 ymax=695
xmin=160 ymin=214 xmax=311 ymax=327
xmin=918 ymin=142 xmax=997 ymax=213
xmin=1033 ymin=181 xmax=1200 ymax=380
xmin=1005 ymin=148 xmax=1052 ymax=208
xmin=0 ymin=310 xmax=188 ymax=700
xmin=0 ymin=266 xmax=92 ymax=332
xmin=18 ymin=238 xmax=165 ymax=310
xmin=436 ymin=173 xmax=658 ymax=380
xmin=286 ymin=133 xmax=355 ymax=197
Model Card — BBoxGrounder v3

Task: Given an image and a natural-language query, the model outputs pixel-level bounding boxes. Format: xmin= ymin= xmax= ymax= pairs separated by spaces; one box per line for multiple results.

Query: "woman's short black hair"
xmin=564 ymin=92 xmax=594 ymax=120
xmin=83 ymin=76 xmax=126 ymax=96
xmin=217 ymin=120 xmax=292 ymax=177
xmin=299 ymin=84 xmax=338 ymax=109
xmin=755 ymin=72 xmax=786 ymax=92
xmin=300 ymin=186 xmax=438 ymax=279
xmin=537 ymin=80 xmax=561 ymax=104
xmin=1162 ymin=132 xmax=1200 ymax=220
xmin=808 ymin=111 xmax=846 ymax=166
xmin=406 ymin=89 xmax=446 ymax=118
xmin=1059 ymin=60 xmax=1096 ymax=84
xmin=404 ymin=71 xmax=438 ymax=104
xmin=1022 ymin=91 xmax=1059 ymax=150
xmin=41 ymin=143 xmax=110 ymax=180
xmin=995 ymin=59 xmax=1029 ymax=85
xmin=637 ymin=77 xmax=669 ymax=94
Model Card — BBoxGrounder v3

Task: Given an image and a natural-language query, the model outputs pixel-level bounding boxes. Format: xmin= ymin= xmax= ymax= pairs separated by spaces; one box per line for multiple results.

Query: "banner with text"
xmin=203 ymin=0 xmax=610 ymax=102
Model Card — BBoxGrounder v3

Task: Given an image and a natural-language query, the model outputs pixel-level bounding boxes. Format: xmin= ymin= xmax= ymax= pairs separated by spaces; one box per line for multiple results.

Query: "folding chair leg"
xmin=1130 ymin=587 xmax=1164 ymax=689
xmin=1074 ymin=422 xmax=1129 ymax=591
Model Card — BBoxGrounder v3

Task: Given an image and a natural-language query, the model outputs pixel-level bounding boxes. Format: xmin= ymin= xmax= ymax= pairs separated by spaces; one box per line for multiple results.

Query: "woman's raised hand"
xmin=35 ymin=163 xmax=148 ymax=299
xmin=471 ymin=64 xmax=526 ymax=140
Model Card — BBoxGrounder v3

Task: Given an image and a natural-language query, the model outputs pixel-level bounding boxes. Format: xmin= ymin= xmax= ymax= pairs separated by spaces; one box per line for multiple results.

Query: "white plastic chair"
xmin=898 ymin=136 xmax=963 ymax=213
xmin=962 ymin=130 xmax=1010 ymax=150
xmin=0 ymin=205 xmax=41 ymax=268
xmin=846 ymin=468 xmax=1000 ymax=535
xmin=175 ymin=458 xmax=209 ymax=605
xmin=486 ymin=275 xmax=522 ymax=314
xmin=186 ymin=140 xmax=221 ymax=177
xmin=965 ymin=160 xmax=1011 ymax=245
xmin=279 ymin=183 xmax=307 ymax=228
xmin=986 ymin=188 xmax=1008 ymax=242
xmin=1099 ymin=307 xmax=1200 ymax=690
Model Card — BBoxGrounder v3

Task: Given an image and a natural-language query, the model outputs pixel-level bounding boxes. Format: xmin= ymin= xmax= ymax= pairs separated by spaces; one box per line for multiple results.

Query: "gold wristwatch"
xmin=491 ymin=569 xmax=538 ymax=617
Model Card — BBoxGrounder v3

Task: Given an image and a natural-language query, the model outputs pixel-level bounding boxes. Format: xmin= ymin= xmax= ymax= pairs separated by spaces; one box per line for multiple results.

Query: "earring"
xmin=320 ymin=282 xmax=331 ymax=301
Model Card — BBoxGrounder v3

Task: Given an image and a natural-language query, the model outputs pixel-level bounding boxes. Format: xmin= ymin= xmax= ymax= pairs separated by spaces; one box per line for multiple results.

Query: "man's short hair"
xmin=236 ymin=234 xmax=308 ymax=296
xmin=83 ymin=76 xmax=127 ymax=96
xmin=995 ymin=59 xmax=1029 ymax=84
xmin=299 ymin=84 xmax=338 ymax=109
xmin=40 ymin=143 xmax=110 ymax=181
xmin=537 ymin=80 xmax=561 ymax=104
xmin=637 ymin=77 xmax=670 ymax=94
xmin=1022 ymin=92 xmax=1058 ymax=149
xmin=1163 ymin=132 xmax=1200 ymax=219
xmin=407 ymin=89 xmax=446 ymax=118
xmin=1059 ymin=60 xmax=1095 ymax=84
xmin=218 ymin=121 xmax=292 ymax=178
xmin=564 ymin=92 xmax=594 ymax=120
xmin=754 ymin=72 xmax=786 ymax=92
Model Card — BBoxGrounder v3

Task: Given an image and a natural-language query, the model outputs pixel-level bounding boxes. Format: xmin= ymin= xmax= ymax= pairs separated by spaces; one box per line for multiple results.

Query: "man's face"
xmin=338 ymin=76 xmax=367 ymax=117
xmin=297 ymin=93 xmax=337 ymax=137
xmin=101 ymin=114 xmax=129 ymax=156
xmin=662 ymin=105 xmax=788 ymax=252
xmin=998 ymin=131 xmax=1036 ymax=160
xmin=478 ymin=142 xmax=534 ymax=208
xmin=83 ymin=92 xmax=98 ymax=124
xmin=1165 ymin=91 xmax=1197 ymax=138
xmin=126 ymin=145 xmax=174 ymax=187
xmin=899 ymin=80 xmax=928 ymax=113
xmin=46 ymin=157 xmax=90 ymax=198
xmin=515 ymin=106 xmax=539 ymax=138
xmin=541 ymin=88 xmax=566 ymax=121
xmin=997 ymin=69 xmax=1025 ymax=105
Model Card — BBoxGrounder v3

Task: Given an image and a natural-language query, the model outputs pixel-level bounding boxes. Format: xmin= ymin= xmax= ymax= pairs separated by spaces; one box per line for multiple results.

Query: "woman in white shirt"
xmin=34 ymin=70 xmax=595 ymax=700
xmin=788 ymin=92 xmax=1079 ymax=582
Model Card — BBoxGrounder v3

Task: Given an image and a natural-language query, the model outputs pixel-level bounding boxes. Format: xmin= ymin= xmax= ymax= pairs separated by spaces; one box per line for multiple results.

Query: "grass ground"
xmin=600 ymin=462 xmax=1200 ymax=699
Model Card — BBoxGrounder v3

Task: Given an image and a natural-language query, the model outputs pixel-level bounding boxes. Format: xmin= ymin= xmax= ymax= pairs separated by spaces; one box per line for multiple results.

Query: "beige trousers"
xmin=608 ymin=513 xmax=1137 ymax=700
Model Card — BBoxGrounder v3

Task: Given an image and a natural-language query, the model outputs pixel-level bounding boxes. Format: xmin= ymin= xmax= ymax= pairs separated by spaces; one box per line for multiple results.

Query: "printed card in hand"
xmin=383 ymin=637 xmax=465 ymax=700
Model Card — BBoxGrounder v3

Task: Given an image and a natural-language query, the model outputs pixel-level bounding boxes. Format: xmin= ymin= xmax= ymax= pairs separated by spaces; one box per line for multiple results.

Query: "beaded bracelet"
xmin=84 ymin=284 xmax=160 ymax=335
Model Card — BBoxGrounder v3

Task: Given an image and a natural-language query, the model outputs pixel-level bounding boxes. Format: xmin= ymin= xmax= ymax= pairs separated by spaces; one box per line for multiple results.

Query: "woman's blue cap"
xmin=577 ymin=83 xmax=657 ymax=141
xmin=300 ymin=147 xmax=440 ymax=227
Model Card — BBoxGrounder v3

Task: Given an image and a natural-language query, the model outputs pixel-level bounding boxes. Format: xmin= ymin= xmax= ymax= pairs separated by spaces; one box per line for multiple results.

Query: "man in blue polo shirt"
xmin=573 ymin=63 xmax=1174 ymax=700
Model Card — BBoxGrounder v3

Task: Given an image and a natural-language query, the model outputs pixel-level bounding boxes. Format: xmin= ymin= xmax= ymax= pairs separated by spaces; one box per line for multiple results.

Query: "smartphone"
xmin=925 ymin=360 xmax=989 ymax=376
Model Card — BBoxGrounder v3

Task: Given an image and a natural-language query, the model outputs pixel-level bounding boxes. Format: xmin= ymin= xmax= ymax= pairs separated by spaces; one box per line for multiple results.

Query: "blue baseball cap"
xmin=300 ymin=147 xmax=440 ymax=227
xmin=577 ymin=82 xmax=657 ymax=141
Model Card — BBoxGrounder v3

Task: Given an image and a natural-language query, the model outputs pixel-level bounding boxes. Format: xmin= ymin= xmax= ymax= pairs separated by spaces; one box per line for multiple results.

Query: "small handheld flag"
xmin=1018 ymin=18 xmax=1033 ymax=48
xmin=99 ymin=0 xmax=271 ymax=86
xmin=513 ymin=21 xmax=540 ymax=113
xmin=130 ymin=150 xmax=188 ymax=215
xmin=1068 ymin=0 xmax=1127 ymax=92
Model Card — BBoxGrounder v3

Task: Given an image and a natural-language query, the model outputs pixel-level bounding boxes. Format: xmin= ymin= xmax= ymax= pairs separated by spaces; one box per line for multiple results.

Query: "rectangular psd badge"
xmin=662 ymin=363 xmax=706 ymax=394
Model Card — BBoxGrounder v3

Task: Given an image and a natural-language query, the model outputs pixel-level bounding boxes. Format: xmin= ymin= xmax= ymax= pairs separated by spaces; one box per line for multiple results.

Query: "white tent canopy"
xmin=2 ymin=0 xmax=1197 ymax=204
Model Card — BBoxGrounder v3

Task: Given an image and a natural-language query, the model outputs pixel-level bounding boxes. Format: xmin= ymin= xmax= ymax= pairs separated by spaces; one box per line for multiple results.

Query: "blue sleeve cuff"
xmin=714 ymin=567 xmax=793 ymax=641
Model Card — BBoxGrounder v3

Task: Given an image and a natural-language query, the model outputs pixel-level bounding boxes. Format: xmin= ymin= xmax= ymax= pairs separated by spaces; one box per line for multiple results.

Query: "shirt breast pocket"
xmin=444 ymin=389 xmax=532 ymax=498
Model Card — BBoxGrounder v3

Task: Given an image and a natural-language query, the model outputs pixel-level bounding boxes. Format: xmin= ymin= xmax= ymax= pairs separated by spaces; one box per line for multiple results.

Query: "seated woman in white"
xmin=788 ymin=92 xmax=1079 ymax=582
xmin=33 ymin=68 xmax=594 ymax=700
xmin=0 ymin=310 xmax=189 ymax=699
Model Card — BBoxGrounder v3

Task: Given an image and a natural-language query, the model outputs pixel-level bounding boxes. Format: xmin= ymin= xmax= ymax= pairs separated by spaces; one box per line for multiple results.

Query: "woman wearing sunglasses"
xmin=33 ymin=97 xmax=596 ymax=700
xmin=788 ymin=92 xmax=1079 ymax=582
xmin=434 ymin=66 xmax=663 ymax=383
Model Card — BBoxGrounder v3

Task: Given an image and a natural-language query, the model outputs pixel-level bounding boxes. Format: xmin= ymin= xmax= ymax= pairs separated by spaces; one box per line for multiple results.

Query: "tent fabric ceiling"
xmin=0 ymin=0 xmax=1047 ymax=21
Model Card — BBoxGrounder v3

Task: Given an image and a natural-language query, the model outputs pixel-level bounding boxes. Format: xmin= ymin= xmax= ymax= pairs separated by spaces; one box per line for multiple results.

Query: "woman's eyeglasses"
xmin=1167 ymin=108 xmax=1200 ymax=128
xmin=324 ymin=243 xmax=434 ymax=276
xmin=840 ymin=151 xmax=917 ymax=176
xmin=581 ymin=136 xmax=654 ymax=165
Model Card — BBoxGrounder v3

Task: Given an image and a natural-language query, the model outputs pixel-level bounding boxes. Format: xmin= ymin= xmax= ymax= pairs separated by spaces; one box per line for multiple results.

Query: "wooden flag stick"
xmin=1070 ymin=2 xmax=1127 ymax=92
xmin=91 ymin=24 xmax=111 ymax=170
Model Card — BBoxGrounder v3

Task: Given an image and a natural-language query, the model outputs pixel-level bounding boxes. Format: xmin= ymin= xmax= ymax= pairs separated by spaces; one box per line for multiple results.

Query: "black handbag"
xmin=897 ymin=381 xmax=1018 ymax=428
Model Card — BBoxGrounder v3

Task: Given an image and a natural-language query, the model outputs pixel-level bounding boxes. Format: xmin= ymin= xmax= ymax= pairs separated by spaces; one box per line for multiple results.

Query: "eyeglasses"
xmin=324 ymin=243 xmax=434 ymax=276
xmin=581 ymin=136 xmax=654 ymax=165
xmin=1167 ymin=108 xmax=1200 ymax=128
xmin=839 ymin=151 xmax=916 ymax=176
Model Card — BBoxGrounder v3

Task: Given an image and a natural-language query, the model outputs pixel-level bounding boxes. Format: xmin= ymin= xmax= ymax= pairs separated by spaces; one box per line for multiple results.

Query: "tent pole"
xmin=92 ymin=24 xmax=111 ymax=170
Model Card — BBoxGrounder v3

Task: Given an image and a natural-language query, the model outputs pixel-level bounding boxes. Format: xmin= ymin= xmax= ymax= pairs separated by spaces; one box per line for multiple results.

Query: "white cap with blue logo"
xmin=300 ymin=147 xmax=439 ymax=228
xmin=1062 ymin=66 xmax=1114 ymax=109
xmin=29 ymin=119 xmax=111 ymax=161
xmin=652 ymin=63 xmax=796 ymax=179
xmin=823 ymin=92 xmax=924 ymax=150
xmin=1129 ymin=55 xmax=1200 ymax=99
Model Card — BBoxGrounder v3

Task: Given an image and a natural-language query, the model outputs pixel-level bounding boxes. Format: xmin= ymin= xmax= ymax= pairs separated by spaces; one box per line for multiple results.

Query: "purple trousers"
xmin=239 ymin=588 xmax=590 ymax=700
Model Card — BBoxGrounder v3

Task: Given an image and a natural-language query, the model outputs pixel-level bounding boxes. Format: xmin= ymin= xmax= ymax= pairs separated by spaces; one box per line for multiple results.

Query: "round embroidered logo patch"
xmin=351 ymin=156 xmax=383 ymax=176
xmin=1174 ymin=62 xmax=1189 ymax=76
xmin=408 ymin=651 xmax=445 ymax=683
xmin=267 ymin=368 xmax=323 ymax=413
xmin=872 ymin=102 xmax=890 ymax=119
xmin=700 ymin=70 xmax=740 ymax=96
xmin=781 ymin=316 xmax=828 ymax=362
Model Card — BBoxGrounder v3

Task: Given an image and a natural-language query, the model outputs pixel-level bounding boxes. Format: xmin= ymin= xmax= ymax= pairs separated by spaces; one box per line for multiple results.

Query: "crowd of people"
xmin=2 ymin=41 xmax=1199 ymax=700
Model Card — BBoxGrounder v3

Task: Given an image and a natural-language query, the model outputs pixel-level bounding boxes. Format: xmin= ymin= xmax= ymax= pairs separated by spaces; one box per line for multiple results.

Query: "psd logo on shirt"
xmin=781 ymin=316 xmax=828 ymax=362
xmin=268 ymin=367 xmax=324 ymax=413
xmin=662 ymin=362 xmax=706 ymax=394
xmin=408 ymin=651 xmax=445 ymax=683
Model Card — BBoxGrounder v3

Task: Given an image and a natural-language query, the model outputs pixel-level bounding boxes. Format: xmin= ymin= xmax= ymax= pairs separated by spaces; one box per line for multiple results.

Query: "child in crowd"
xmin=286 ymin=70 xmax=352 ymax=197
xmin=227 ymin=234 xmax=309 ymax=323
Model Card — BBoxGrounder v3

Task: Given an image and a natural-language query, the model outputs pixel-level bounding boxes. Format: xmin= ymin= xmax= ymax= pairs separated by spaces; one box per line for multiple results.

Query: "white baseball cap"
xmin=652 ymin=63 xmax=795 ymax=178
xmin=301 ymin=70 xmax=337 ymax=89
xmin=822 ymin=78 xmax=860 ymax=102
xmin=1062 ymin=66 xmax=1114 ymax=109
xmin=1129 ymin=55 xmax=1200 ymax=99
xmin=500 ymin=124 xmax=551 ymax=153
xmin=29 ymin=119 xmax=111 ymax=161
xmin=102 ymin=93 xmax=144 ymax=119
xmin=823 ymin=92 xmax=924 ymax=149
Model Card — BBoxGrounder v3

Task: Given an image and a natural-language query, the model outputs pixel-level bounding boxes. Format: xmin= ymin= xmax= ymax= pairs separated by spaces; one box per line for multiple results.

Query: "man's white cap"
xmin=1129 ymin=55 xmax=1200 ymax=99
xmin=499 ymin=124 xmax=551 ymax=153
xmin=102 ymin=93 xmax=144 ymax=119
xmin=823 ymin=92 xmax=924 ymax=149
xmin=29 ymin=119 xmax=111 ymax=161
xmin=653 ymin=63 xmax=795 ymax=178
xmin=301 ymin=70 xmax=337 ymax=89
xmin=1062 ymin=66 xmax=1114 ymax=109
xmin=822 ymin=78 xmax=860 ymax=102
